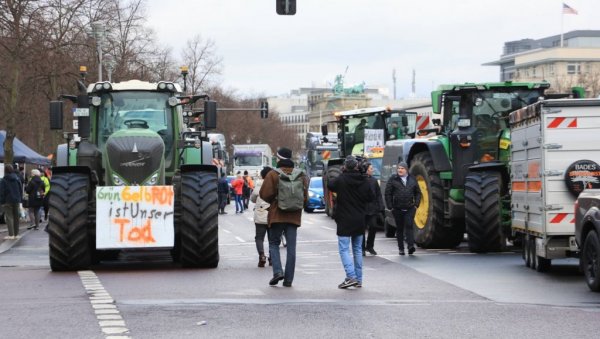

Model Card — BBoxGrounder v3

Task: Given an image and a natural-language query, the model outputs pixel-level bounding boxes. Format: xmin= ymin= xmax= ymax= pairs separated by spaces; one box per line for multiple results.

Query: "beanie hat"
xmin=243 ymin=170 xmax=248 ymax=175
xmin=276 ymin=147 xmax=292 ymax=160
xmin=344 ymin=155 xmax=358 ymax=170
xmin=398 ymin=161 xmax=408 ymax=170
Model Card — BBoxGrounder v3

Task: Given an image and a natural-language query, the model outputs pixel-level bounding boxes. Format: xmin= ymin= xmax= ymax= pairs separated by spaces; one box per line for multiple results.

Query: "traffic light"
xmin=260 ymin=100 xmax=269 ymax=119
xmin=276 ymin=0 xmax=296 ymax=15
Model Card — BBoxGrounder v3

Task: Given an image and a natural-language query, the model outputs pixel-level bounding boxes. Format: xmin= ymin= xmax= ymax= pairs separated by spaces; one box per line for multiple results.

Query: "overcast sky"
xmin=146 ymin=0 xmax=600 ymax=99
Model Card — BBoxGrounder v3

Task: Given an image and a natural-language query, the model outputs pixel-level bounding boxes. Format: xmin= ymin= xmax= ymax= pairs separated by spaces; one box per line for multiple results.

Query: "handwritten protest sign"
xmin=96 ymin=186 xmax=175 ymax=249
xmin=364 ymin=129 xmax=384 ymax=154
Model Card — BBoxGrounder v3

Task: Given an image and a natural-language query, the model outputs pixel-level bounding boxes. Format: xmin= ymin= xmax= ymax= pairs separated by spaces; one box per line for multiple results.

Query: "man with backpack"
xmin=260 ymin=147 xmax=308 ymax=287
xmin=242 ymin=170 xmax=254 ymax=209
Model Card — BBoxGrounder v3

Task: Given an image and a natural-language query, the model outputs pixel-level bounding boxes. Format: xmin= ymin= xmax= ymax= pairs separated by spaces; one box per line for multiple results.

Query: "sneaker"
xmin=399 ymin=250 xmax=405 ymax=255
xmin=338 ymin=278 xmax=359 ymax=289
xmin=408 ymin=247 xmax=416 ymax=255
xmin=4 ymin=236 xmax=13 ymax=240
xmin=356 ymin=282 xmax=362 ymax=288
xmin=367 ymin=248 xmax=378 ymax=255
xmin=283 ymin=281 xmax=292 ymax=287
xmin=27 ymin=225 xmax=35 ymax=230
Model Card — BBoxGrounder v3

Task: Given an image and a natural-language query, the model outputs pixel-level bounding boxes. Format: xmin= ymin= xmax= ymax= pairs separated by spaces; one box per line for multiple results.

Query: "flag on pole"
xmin=562 ymin=3 xmax=578 ymax=15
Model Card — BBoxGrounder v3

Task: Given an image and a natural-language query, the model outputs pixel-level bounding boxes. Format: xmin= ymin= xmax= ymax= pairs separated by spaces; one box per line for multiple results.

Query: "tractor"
xmin=321 ymin=106 xmax=420 ymax=218
xmin=396 ymin=82 xmax=581 ymax=251
xmin=47 ymin=75 xmax=220 ymax=271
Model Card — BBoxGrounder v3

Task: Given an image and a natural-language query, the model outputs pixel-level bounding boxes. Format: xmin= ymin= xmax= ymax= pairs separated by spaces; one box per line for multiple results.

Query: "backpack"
xmin=275 ymin=168 xmax=305 ymax=212
xmin=242 ymin=177 xmax=251 ymax=196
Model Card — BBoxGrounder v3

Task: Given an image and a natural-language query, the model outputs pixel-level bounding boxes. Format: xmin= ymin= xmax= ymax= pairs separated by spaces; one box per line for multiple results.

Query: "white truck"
xmin=510 ymin=98 xmax=600 ymax=272
xmin=232 ymin=144 xmax=272 ymax=179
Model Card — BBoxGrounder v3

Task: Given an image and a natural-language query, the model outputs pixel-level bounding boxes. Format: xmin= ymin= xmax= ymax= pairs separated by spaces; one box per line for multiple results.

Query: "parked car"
xmin=305 ymin=176 xmax=325 ymax=213
xmin=574 ymin=189 xmax=600 ymax=292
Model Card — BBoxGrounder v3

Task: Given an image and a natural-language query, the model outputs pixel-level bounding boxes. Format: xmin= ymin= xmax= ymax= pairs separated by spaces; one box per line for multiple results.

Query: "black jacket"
xmin=217 ymin=177 xmax=229 ymax=194
xmin=365 ymin=176 xmax=385 ymax=216
xmin=25 ymin=176 xmax=45 ymax=208
xmin=384 ymin=174 xmax=421 ymax=210
xmin=0 ymin=172 xmax=23 ymax=205
xmin=327 ymin=171 xmax=374 ymax=236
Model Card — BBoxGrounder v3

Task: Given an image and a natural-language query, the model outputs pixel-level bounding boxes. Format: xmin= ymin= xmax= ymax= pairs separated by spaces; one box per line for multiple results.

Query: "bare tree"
xmin=180 ymin=34 xmax=222 ymax=94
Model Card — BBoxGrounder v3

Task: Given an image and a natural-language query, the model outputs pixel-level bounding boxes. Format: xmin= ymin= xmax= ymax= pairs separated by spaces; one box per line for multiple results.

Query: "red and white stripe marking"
xmin=547 ymin=117 xmax=577 ymax=129
xmin=549 ymin=213 xmax=575 ymax=224
xmin=416 ymin=114 xmax=431 ymax=131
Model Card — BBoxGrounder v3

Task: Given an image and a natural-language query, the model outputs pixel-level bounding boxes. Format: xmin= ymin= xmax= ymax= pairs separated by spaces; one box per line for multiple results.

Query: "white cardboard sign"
xmin=96 ymin=186 xmax=175 ymax=249
xmin=364 ymin=129 xmax=385 ymax=153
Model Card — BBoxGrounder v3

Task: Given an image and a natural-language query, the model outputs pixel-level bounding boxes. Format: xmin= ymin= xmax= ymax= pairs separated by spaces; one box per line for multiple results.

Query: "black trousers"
xmin=362 ymin=214 xmax=377 ymax=250
xmin=393 ymin=207 xmax=416 ymax=250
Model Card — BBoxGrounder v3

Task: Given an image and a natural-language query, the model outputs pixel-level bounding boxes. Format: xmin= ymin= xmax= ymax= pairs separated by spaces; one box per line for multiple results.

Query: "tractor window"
xmin=97 ymin=91 xmax=174 ymax=167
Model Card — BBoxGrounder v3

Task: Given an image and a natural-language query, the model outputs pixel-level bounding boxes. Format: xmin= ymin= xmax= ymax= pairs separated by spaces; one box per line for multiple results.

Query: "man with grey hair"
xmin=384 ymin=161 xmax=422 ymax=255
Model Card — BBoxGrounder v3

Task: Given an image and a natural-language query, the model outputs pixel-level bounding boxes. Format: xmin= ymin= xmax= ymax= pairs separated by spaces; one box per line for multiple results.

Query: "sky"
xmin=146 ymin=0 xmax=600 ymax=99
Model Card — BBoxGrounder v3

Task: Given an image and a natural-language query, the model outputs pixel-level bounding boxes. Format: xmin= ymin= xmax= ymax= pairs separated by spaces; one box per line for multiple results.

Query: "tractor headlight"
xmin=112 ymin=174 xmax=126 ymax=186
xmin=144 ymin=173 xmax=159 ymax=186
xmin=91 ymin=96 xmax=102 ymax=106
xmin=168 ymin=97 xmax=179 ymax=107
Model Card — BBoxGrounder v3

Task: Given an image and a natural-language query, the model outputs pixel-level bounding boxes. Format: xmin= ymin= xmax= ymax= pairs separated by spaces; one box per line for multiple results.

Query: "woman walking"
xmin=25 ymin=169 xmax=45 ymax=230
xmin=250 ymin=167 xmax=273 ymax=267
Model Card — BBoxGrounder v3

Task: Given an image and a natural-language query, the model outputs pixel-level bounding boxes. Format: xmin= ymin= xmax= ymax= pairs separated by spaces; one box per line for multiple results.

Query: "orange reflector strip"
xmin=512 ymin=182 xmax=526 ymax=192
xmin=527 ymin=181 xmax=542 ymax=192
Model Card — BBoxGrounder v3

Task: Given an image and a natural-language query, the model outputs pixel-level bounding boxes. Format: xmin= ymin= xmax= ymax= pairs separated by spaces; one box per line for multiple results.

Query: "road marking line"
xmin=222 ymin=229 xmax=231 ymax=234
xmin=78 ymin=271 xmax=131 ymax=339
xmin=235 ymin=236 xmax=246 ymax=243
xmin=320 ymin=226 xmax=335 ymax=231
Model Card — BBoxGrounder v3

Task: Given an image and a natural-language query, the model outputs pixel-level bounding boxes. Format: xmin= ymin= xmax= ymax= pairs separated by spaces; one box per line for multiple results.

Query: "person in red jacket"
xmin=230 ymin=172 xmax=245 ymax=213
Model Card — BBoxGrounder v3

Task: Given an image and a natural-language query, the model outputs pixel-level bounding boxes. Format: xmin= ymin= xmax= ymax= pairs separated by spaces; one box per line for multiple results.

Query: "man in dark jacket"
xmin=328 ymin=156 xmax=374 ymax=289
xmin=363 ymin=161 xmax=385 ymax=256
xmin=385 ymin=161 xmax=421 ymax=255
xmin=260 ymin=147 xmax=308 ymax=287
xmin=217 ymin=170 xmax=229 ymax=214
xmin=0 ymin=164 xmax=23 ymax=239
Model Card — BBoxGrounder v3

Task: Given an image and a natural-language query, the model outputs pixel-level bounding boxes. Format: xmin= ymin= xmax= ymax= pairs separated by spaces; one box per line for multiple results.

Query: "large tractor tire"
xmin=48 ymin=173 xmax=92 ymax=271
xmin=178 ymin=170 xmax=219 ymax=268
xmin=324 ymin=164 xmax=342 ymax=218
xmin=465 ymin=171 xmax=507 ymax=253
xmin=410 ymin=152 xmax=448 ymax=248
xmin=582 ymin=231 xmax=600 ymax=292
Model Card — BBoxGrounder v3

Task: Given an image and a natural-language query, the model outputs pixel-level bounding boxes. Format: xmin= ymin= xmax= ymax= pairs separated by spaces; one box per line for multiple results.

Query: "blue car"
xmin=305 ymin=176 xmax=325 ymax=213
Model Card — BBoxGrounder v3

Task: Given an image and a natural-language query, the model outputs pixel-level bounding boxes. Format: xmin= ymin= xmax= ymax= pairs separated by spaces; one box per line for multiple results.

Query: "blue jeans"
xmin=235 ymin=194 xmax=243 ymax=212
xmin=269 ymin=223 xmax=297 ymax=283
xmin=338 ymin=235 xmax=363 ymax=283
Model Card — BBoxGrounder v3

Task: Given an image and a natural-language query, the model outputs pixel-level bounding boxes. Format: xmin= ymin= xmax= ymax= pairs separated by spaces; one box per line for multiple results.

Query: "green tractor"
xmin=321 ymin=106 xmax=420 ymax=218
xmin=399 ymin=82 xmax=564 ymax=251
xmin=47 ymin=77 xmax=220 ymax=271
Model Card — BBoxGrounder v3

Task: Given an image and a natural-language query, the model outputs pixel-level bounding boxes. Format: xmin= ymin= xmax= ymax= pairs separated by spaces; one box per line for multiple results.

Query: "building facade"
xmin=484 ymin=30 xmax=600 ymax=96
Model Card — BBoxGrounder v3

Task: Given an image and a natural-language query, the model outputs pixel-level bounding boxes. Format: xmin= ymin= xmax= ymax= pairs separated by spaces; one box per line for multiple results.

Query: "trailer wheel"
xmin=465 ymin=171 xmax=506 ymax=253
xmin=409 ymin=152 xmax=447 ymax=248
xmin=523 ymin=235 xmax=531 ymax=267
xmin=178 ymin=170 xmax=219 ymax=268
xmin=48 ymin=172 xmax=92 ymax=271
xmin=529 ymin=237 xmax=537 ymax=270
xmin=582 ymin=231 xmax=600 ymax=292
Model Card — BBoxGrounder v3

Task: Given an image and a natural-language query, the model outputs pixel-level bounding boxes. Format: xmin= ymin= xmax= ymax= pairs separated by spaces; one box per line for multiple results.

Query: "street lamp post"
xmin=90 ymin=22 xmax=107 ymax=81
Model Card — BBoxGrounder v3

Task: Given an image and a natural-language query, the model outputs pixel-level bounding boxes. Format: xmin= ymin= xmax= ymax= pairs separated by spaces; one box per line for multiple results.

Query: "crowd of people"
xmin=220 ymin=145 xmax=422 ymax=289
xmin=1 ymin=165 xmax=52 ymax=240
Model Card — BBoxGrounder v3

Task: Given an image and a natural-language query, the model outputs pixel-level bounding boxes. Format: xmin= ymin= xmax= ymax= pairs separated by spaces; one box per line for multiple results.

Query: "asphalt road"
xmin=1 ymin=203 xmax=599 ymax=338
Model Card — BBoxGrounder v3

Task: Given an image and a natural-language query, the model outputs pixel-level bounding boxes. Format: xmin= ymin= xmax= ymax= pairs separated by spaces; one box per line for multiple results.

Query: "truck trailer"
xmin=232 ymin=144 xmax=272 ymax=179
xmin=510 ymin=98 xmax=600 ymax=272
